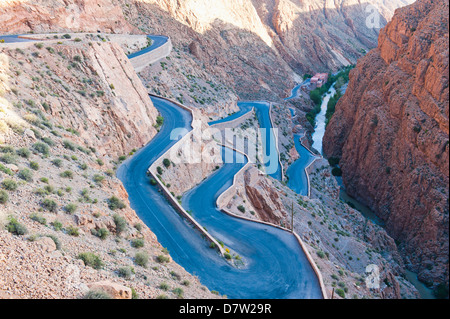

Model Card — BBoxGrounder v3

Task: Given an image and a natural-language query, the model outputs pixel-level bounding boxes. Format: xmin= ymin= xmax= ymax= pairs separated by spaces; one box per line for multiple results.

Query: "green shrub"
xmin=30 ymin=161 xmax=39 ymax=170
xmin=159 ymin=282 xmax=169 ymax=291
xmin=52 ymin=158 xmax=63 ymax=167
xmin=91 ymin=228 xmax=109 ymax=240
xmin=41 ymin=198 xmax=57 ymax=212
xmin=335 ymin=289 xmax=346 ymax=298
xmin=93 ymin=174 xmax=105 ymax=184
xmin=0 ymin=145 xmax=14 ymax=153
xmin=64 ymin=203 xmax=77 ymax=214
xmin=33 ymin=142 xmax=50 ymax=155
xmin=62 ymin=140 xmax=76 ymax=151
xmin=80 ymin=163 xmax=88 ymax=170
xmin=163 ymin=158 xmax=171 ymax=168
xmin=60 ymin=170 xmax=73 ymax=178
xmin=52 ymin=220 xmax=63 ymax=231
xmin=0 ymin=190 xmax=9 ymax=204
xmin=78 ymin=252 xmax=103 ymax=269
xmin=134 ymin=251 xmax=149 ymax=267
xmin=0 ymin=153 xmax=17 ymax=164
xmin=317 ymin=251 xmax=326 ymax=259
xmin=67 ymin=226 xmax=80 ymax=237
xmin=117 ymin=267 xmax=134 ymax=279
xmin=18 ymin=169 xmax=33 ymax=182
xmin=130 ymin=238 xmax=144 ymax=248
xmin=172 ymin=288 xmax=184 ymax=299
xmin=310 ymin=90 xmax=322 ymax=106
xmin=16 ymin=147 xmax=31 ymax=158
xmin=156 ymin=255 xmax=170 ymax=264
xmin=83 ymin=290 xmax=111 ymax=299
xmin=113 ymin=213 xmax=127 ymax=235
xmin=155 ymin=116 xmax=164 ymax=128
xmin=42 ymin=137 xmax=55 ymax=146
xmin=106 ymin=169 xmax=114 ymax=177
xmin=30 ymin=213 xmax=47 ymax=225
xmin=237 ymin=205 xmax=246 ymax=213
xmin=108 ymin=196 xmax=126 ymax=210
xmin=0 ymin=164 xmax=14 ymax=176
xmin=2 ymin=179 xmax=18 ymax=191
xmin=6 ymin=216 xmax=27 ymax=235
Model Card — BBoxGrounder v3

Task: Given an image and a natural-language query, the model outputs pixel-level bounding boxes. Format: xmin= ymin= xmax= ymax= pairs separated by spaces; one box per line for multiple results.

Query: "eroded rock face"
xmin=0 ymin=0 xmax=137 ymax=34
xmin=323 ymin=0 xmax=449 ymax=288
xmin=2 ymin=40 xmax=158 ymax=159
xmin=120 ymin=0 xmax=412 ymax=102
xmin=243 ymin=167 xmax=289 ymax=226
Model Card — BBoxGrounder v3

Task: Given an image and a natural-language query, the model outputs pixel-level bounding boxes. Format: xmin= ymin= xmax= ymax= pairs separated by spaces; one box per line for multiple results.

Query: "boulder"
xmin=87 ymin=281 xmax=132 ymax=299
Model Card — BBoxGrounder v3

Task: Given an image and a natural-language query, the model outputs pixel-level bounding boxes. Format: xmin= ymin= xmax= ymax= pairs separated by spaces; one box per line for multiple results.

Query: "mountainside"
xmin=0 ymin=38 xmax=218 ymax=299
xmin=323 ymin=0 xmax=449 ymax=291
xmin=120 ymin=0 xmax=414 ymax=100
xmin=1 ymin=0 xmax=413 ymax=102
xmin=0 ymin=0 xmax=137 ymax=34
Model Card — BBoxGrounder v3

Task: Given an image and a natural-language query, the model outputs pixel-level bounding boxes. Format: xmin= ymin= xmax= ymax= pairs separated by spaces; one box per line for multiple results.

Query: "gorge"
xmin=0 ymin=0 xmax=447 ymax=301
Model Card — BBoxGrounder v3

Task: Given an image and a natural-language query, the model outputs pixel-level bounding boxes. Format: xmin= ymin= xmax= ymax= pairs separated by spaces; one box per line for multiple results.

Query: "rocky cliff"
xmin=0 ymin=38 xmax=221 ymax=299
xmin=1 ymin=38 xmax=158 ymax=159
xmin=120 ymin=0 xmax=413 ymax=101
xmin=0 ymin=0 xmax=137 ymax=34
xmin=323 ymin=0 xmax=449 ymax=291
xmin=1 ymin=0 xmax=413 ymax=104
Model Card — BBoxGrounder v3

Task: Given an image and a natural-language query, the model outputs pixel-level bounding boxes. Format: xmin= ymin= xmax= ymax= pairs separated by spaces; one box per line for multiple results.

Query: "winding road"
xmin=126 ymin=35 xmax=169 ymax=59
xmin=2 ymin=33 xmax=324 ymax=299
xmin=118 ymin=96 xmax=322 ymax=299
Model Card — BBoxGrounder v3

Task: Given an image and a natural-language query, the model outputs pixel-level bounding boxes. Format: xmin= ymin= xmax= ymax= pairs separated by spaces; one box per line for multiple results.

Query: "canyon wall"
xmin=1 ymin=0 xmax=413 ymax=102
xmin=0 ymin=0 xmax=137 ymax=34
xmin=120 ymin=0 xmax=413 ymax=100
xmin=323 ymin=0 xmax=449 ymax=290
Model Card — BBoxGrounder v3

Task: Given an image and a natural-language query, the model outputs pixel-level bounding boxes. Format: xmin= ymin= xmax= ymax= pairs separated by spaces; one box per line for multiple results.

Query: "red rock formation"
xmin=0 ymin=0 xmax=137 ymax=34
xmin=323 ymin=0 xmax=449 ymax=290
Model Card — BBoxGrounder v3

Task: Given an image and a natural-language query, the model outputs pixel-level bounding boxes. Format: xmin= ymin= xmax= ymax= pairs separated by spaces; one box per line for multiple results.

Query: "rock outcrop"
xmin=323 ymin=0 xmax=449 ymax=289
xmin=0 ymin=0 xmax=137 ymax=34
xmin=120 ymin=0 xmax=413 ymax=102
xmin=1 ymin=39 xmax=158 ymax=159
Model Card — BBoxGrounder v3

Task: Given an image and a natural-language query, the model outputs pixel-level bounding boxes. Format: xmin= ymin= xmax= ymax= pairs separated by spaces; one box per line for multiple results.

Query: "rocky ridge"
xmin=323 ymin=0 xmax=449 ymax=291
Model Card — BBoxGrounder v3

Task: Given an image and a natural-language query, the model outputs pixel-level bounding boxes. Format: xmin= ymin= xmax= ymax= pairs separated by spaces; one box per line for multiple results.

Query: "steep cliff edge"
xmin=323 ymin=0 xmax=449 ymax=291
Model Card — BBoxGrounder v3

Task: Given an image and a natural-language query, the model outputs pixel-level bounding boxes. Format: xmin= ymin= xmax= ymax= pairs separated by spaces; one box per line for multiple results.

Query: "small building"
xmin=310 ymin=73 xmax=329 ymax=88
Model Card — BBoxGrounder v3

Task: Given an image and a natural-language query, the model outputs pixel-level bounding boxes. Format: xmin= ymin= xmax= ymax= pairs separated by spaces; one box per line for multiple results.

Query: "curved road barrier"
xmin=128 ymin=35 xmax=172 ymax=72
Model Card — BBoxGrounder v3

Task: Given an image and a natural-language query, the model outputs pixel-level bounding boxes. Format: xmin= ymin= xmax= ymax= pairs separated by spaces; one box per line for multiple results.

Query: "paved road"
xmin=0 ymin=35 xmax=33 ymax=43
xmin=210 ymin=102 xmax=283 ymax=180
xmin=126 ymin=35 xmax=169 ymax=59
xmin=286 ymin=135 xmax=317 ymax=196
xmin=118 ymin=97 xmax=323 ymax=299
xmin=285 ymin=79 xmax=310 ymax=100
xmin=208 ymin=103 xmax=253 ymax=126
xmin=2 ymin=33 xmax=323 ymax=298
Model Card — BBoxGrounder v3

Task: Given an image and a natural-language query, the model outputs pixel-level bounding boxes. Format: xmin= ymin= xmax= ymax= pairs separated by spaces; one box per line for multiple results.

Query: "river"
xmin=312 ymin=85 xmax=336 ymax=155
